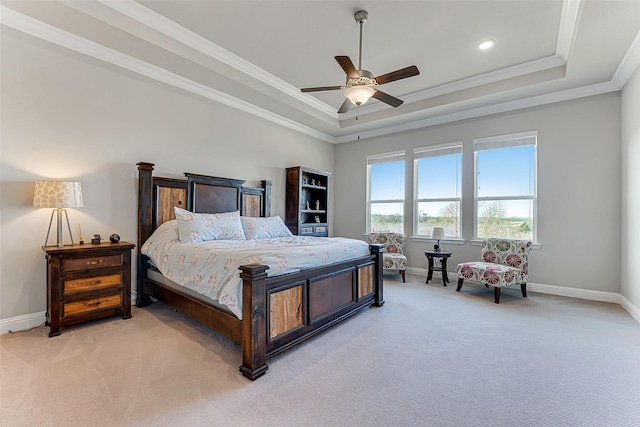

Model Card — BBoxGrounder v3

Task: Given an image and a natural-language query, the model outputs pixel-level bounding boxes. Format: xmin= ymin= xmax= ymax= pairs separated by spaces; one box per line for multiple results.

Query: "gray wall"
xmin=1 ymin=24 xmax=634 ymax=322
xmin=0 ymin=29 xmax=334 ymax=320
xmin=621 ymin=65 xmax=640 ymax=308
xmin=334 ymin=93 xmax=622 ymax=293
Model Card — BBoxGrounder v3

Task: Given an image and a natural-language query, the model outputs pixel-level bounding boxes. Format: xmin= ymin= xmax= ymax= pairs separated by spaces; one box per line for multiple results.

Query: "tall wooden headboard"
xmin=136 ymin=162 xmax=272 ymax=303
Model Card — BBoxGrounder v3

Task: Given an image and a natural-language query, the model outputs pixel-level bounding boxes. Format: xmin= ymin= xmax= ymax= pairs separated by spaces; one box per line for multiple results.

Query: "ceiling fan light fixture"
xmin=299 ymin=10 xmax=419 ymax=112
xmin=345 ymin=85 xmax=375 ymax=106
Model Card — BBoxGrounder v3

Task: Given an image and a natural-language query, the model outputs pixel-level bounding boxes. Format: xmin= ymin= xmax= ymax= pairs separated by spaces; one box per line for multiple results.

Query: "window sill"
xmin=470 ymin=239 xmax=541 ymax=249
xmin=409 ymin=237 xmax=466 ymax=246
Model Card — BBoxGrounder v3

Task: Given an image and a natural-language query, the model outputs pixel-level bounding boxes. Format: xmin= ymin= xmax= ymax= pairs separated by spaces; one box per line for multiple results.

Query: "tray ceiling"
xmin=2 ymin=0 xmax=639 ymax=143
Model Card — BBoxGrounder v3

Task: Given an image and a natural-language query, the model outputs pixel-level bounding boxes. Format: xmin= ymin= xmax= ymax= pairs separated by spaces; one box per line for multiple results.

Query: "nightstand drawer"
xmin=315 ymin=225 xmax=327 ymax=234
xmin=63 ymin=254 xmax=123 ymax=271
xmin=64 ymin=294 xmax=122 ymax=316
xmin=64 ymin=274 xmax=122 ymax=293
xmin=300 ymin=226 xmax=315 ymax=234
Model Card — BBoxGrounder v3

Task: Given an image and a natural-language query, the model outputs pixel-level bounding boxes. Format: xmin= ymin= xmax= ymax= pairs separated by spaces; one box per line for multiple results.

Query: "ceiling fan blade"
xmin=301 ymin=85 xmax=343 ymax=93
xmin=337 ymin=98 xmax=352 ymax=113
xmin=374 ymin=66 xmax=420 ymax=85
xmin=335 ymin=56 xmax=359 ymax=78
xmin=372 ymin=90 xmax=403 ymax=108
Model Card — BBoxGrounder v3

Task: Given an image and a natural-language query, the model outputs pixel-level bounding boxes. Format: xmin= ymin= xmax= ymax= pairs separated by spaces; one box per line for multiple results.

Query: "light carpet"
xmin=1 ymin=275 xmax=639 ymax=427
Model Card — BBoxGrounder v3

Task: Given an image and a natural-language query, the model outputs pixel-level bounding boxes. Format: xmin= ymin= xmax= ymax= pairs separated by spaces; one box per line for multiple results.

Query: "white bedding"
xmin=141 ymin=220 xmax=370 ymax=319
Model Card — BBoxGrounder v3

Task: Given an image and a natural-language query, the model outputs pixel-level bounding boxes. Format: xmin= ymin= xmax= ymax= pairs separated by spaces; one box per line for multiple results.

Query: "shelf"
xmin=287 ymin=166 xmax=331 ymax=237
xmin=302 ymin=184 xmax=327 ymax=190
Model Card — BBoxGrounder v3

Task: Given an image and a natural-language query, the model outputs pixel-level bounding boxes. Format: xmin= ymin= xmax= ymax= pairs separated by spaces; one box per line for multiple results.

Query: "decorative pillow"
xmin=240 ymin=215 xmax=294 ymax=240
xmin=174 ymin=207 xmax=246 ymax=243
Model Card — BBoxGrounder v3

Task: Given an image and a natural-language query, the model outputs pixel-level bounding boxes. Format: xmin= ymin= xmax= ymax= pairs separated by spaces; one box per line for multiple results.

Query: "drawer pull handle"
xmin=86 ymin=301 xmax=102 ymax=307
xmin=87 ymin=260 xmax=103 ymax=265
xmin=85 ymin=280 xmax=102 ymax=286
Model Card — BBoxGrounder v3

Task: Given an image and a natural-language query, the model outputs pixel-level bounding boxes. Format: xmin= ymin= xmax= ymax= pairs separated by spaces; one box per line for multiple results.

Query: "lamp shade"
xmin=345 ymin=85 xmax=375 ymax=106
xmin=432 ymin=227 xmax=445 ymax=240
xmin=33 ymin=181 xmax=83 ymax=208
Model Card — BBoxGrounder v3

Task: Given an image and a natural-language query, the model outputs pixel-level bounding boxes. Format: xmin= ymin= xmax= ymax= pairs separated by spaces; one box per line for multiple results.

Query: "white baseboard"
xmin=0 ymin=294 xmax=139 ymax=335
xmin=0 ymin=311 xmax=46 ymax=335
xmin=620 ymin=294 xmax=640 ymax=324
xmin=526 ymin=282 xmax=621 ymax=303
xmin=405 ymin=268 xmax=640 ymax=324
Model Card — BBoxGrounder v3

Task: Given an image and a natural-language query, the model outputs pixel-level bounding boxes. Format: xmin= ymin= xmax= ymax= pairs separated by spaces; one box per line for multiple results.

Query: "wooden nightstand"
xmin=43 ymin=241 xmax=135 ymax=337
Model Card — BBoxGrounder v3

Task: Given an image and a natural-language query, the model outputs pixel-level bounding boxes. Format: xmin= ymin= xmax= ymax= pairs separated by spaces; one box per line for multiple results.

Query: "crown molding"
xmin=343 ymin=0 xmax=582 ymax=119
xmin=612 ymin=30 xmax=640 ymax=88
xmin=334 ymin=81 xmax=620 ymax=143
xmin=556 ymin=0 xmax=583 ymax=61
xmin=0 ymin=6 xmax=336 ymax=144
xmin=341 ymin=55 xmax=567 ymax=119
xmin=2 ymin=3 xmax=637 ymax=146
xmin=95 ymin=0 xmax=582 ymax=123
xmin=97 ymin=0 xmax=338 ymax=119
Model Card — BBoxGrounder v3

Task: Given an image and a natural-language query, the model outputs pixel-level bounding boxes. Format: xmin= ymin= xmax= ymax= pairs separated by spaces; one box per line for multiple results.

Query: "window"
xmin=367 ymin=151 xmax=405 ymax=233
xmin=474 ymin=131 xmax=537 ymax=241
xmin=414 ymin=143 xmax=462 ymax=238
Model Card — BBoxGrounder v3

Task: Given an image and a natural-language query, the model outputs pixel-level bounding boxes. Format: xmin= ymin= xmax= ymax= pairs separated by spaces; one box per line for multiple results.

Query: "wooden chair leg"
xmin=494 ymin=287 xmax=501 ymax=304
xmin=521 ymin=283 xmax=527 ymax=298
xmin=456 ymin=278 xmax=464 ymax=291
xmin=401 ymin=270 xmax=406 ymax=283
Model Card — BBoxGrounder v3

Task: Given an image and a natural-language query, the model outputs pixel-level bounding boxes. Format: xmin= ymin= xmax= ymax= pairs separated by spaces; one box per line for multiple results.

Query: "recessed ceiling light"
xmin=479 ymin=40 xmax=495 ymax=50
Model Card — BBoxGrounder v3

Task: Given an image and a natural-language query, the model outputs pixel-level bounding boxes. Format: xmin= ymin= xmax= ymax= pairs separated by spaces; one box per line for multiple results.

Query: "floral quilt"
xmin=141 ymin=220 xmax=370 ymax=319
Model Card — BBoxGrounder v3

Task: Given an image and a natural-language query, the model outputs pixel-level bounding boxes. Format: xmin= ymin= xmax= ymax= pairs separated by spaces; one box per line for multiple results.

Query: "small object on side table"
xmin=43 ymin=241 xmax=135 ymax=337
xmin=432 ymin=227 xmax=446 ymax=251
xmin=75 ymin=224 xmax=84 ymax=244
xmin=109 ymin=233 xmax=120 ymax=243
xmin=91 ymin=234 xmax=101 ymax=244
xmin=424 ymin=250 xmax=453 ymax=286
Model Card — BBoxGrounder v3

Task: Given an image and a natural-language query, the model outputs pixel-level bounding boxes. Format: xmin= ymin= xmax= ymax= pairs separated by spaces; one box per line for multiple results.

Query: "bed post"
xmin=370 ymin=244 xmax=385 ymax=307
xmin=136 ymin=162 xmax=154 ymax=307
xmin=238 ymin=264 xmax=269 ymax=380
xmin=261 ymin=180 xmax=271 ymax=217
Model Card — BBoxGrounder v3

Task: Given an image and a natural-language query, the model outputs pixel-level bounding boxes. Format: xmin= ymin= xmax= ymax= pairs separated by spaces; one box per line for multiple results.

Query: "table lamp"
xmin=33 ymin=181 xmax=83 ymax=247
xmin=432 ymin=227 xmax=445 ymax=251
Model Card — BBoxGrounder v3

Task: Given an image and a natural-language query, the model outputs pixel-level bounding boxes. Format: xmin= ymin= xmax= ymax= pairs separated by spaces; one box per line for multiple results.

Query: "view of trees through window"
xmin=475 ymin=136 xmax=536 ymax=241
xmin=414 ymin=146 xmax=462 ymax=238
xmin=367 ymin=135 xmax=536 ymax=240
xmin=370 ymin=211 xmax=403 ymax=233
xmin=477 ymin=200 xmax=533 ymax=239
xmin=416 ymin=201 xmax=460 ymax=236
xmin=368 ymin=157 xmax=404 ymax=233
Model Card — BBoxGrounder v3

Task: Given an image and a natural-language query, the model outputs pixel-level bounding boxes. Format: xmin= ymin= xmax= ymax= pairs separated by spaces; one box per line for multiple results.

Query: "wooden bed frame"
xmin=136 ymin=162 xmax=384 ymax=380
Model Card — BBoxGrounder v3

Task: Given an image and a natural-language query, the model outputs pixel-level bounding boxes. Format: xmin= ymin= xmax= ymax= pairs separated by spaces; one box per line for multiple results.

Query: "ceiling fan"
xmin=301 ymin=10 xmax=420 ymax=114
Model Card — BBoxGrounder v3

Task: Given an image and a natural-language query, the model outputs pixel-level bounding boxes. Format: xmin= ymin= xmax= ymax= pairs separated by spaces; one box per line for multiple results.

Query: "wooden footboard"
xmin=239 ymin=246 xmax=383 ymax=379
xmin=136 ymin=162 xmax=383 ymax=380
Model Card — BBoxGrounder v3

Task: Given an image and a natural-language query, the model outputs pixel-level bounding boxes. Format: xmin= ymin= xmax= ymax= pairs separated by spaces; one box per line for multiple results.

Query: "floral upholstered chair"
xmin=366 ymin=232 xmax=407 ymax=283
xmin=456 ymin=238 xmax=532 ymax=303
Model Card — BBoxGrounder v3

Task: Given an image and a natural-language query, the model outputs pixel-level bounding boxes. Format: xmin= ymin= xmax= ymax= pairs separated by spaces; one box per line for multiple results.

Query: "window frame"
xmin=473 ymin=131 xmax=538 ymax=242
xmin=413 ymin=142 xmax=463 ymax=239
xmin=366 ymin=150 xmax=406 ymax=234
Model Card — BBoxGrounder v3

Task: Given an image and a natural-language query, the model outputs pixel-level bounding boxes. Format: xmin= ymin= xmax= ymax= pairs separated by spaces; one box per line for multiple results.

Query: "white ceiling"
xmin=2 ymin=0 xmax=640 ymax=143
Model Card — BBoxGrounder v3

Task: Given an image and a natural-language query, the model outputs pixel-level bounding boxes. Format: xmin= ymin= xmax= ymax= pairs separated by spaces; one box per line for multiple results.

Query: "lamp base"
xmin=433 ymin=244 xmax=440 ymax=252
xmin=44 ymin=208 xmax=75 ymax=248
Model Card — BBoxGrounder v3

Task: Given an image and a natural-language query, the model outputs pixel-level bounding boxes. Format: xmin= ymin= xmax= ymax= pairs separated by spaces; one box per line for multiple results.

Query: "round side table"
xmin=424 ymin=250 xmax=452 ymax=286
